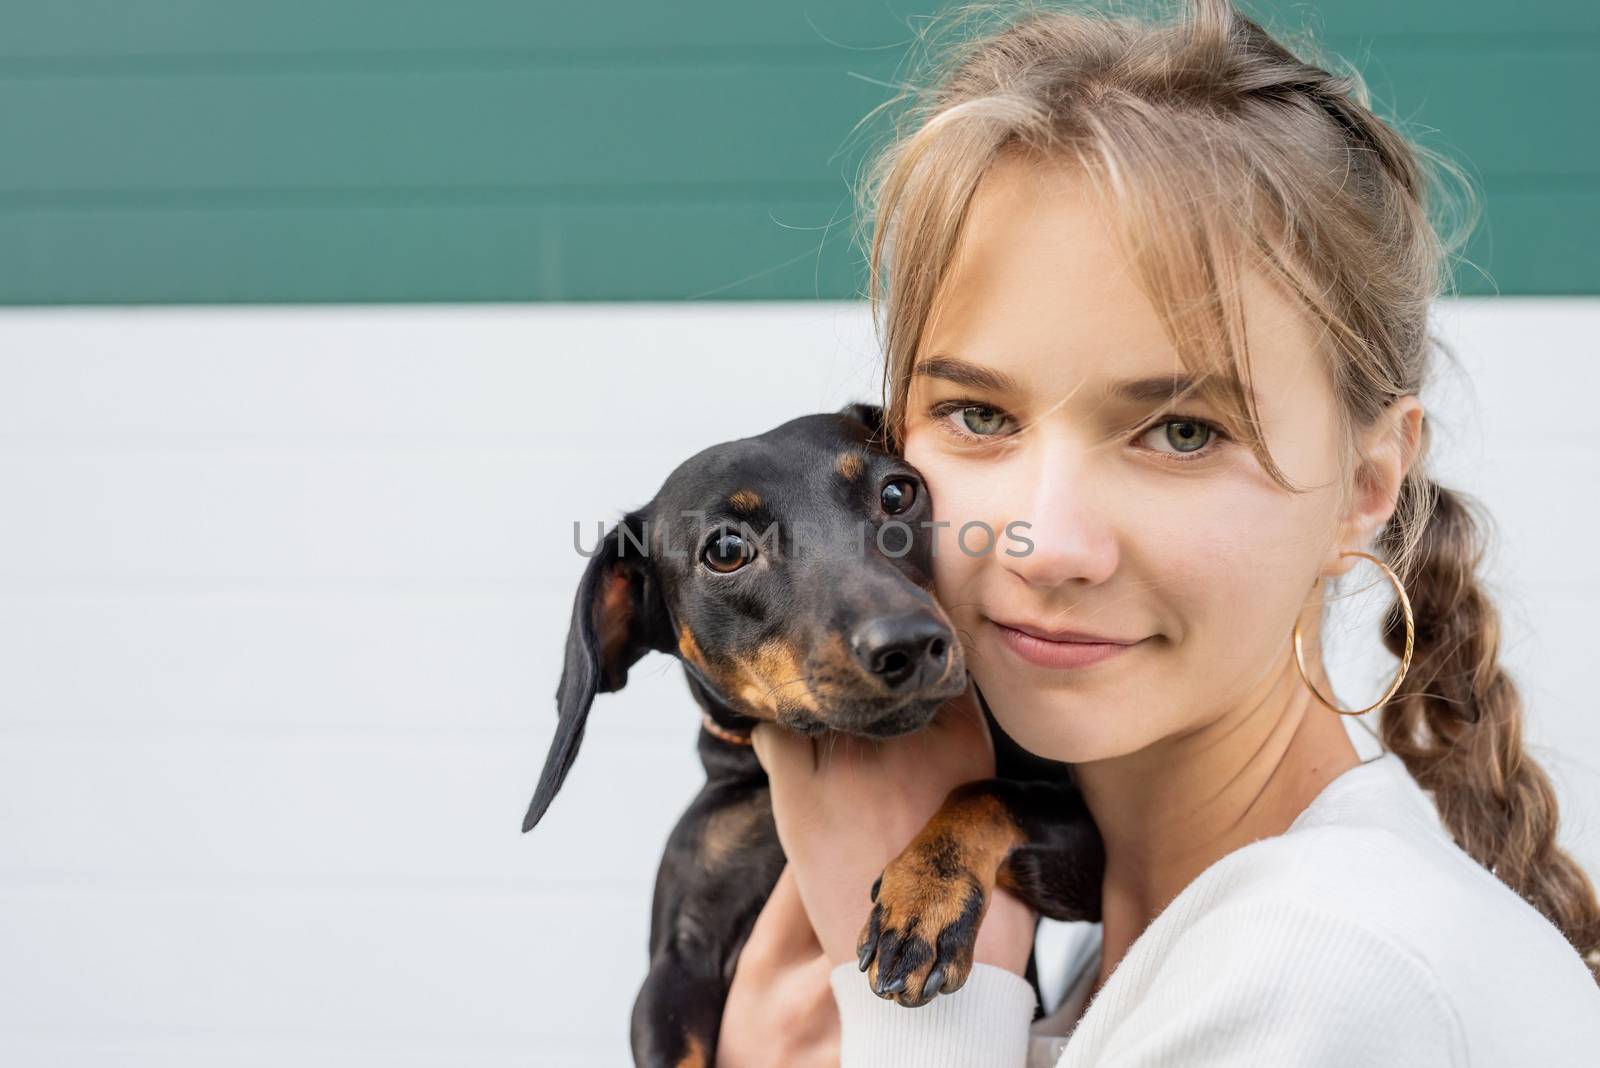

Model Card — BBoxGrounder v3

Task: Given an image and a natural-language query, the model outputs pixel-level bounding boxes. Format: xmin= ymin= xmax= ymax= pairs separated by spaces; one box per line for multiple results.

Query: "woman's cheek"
xmin=925 ymin=477 xmax=991 ymax=636
xmin=905 ymin=444 xmax=989 ymax=587
xmin=1145 ymin=491 xmax=1321 ymax=704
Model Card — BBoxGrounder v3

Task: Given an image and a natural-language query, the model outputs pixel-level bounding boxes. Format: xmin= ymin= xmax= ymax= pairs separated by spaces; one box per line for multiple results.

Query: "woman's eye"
xmin=880 ymin=477 xmax=917 ymax=515
xmin=1141 ymin=418 xmax=1215 ymax=455
xmin=926 ymin=398 xmax=1015 ymax=442
xmin=958 ymin=405 xmax=1008 ymax=436
xmin=702 ymin=530 xmax=754 ymax=573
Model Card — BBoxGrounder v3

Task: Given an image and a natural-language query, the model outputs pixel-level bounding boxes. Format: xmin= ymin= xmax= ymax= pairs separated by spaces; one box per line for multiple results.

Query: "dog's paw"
xmin=855 ymin=834 xmax=990 ymax=1008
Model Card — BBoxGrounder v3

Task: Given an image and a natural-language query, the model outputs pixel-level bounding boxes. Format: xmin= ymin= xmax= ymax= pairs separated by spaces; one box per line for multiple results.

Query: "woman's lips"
xmin=987 ymin=617 xmax=1143 ymax=669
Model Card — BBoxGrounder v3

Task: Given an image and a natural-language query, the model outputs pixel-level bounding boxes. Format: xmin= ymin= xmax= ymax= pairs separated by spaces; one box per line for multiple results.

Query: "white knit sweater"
xmin=829 ymin=752 xmax=1600 ymax=1066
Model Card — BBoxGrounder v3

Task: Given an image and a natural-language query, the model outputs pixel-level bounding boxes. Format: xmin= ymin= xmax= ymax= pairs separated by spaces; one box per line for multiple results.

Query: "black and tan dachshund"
xmin=523 ymin=402 xmax=1105 ymax=1068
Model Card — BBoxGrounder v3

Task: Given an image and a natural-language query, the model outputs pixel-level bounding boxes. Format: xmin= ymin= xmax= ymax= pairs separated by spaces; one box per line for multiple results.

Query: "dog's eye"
xmin=880 ymin=477 xmax=917 ymax=515
xmin=702 ymin=529 xmax=754 ymax=574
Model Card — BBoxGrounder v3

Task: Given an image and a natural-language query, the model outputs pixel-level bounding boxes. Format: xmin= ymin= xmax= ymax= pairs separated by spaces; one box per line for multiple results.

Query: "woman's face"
xmin=902 ymin=156 xmax=1350 ymax=764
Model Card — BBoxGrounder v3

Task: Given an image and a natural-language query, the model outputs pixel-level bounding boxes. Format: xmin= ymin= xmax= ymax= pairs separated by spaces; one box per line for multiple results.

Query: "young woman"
xmin=714 ymin=2 xmax=1600 ymax=1065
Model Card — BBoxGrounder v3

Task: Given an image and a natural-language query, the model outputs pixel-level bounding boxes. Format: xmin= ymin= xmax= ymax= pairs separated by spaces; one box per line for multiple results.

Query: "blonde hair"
xmin=850 ymin=0 xmax=1600 ymax=977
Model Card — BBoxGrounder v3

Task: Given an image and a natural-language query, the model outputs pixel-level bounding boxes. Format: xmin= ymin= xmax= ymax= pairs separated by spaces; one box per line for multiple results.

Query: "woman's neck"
xmin=1073 ymin=649 xmax=1361 ymax=993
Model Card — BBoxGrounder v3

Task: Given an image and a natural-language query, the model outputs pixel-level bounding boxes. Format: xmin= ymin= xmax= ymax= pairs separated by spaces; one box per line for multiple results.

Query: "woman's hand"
xmin=716 ymin=864 xmax=839 ymax=1068
xmin=750 ymin=680 xmax=1036 ymax=974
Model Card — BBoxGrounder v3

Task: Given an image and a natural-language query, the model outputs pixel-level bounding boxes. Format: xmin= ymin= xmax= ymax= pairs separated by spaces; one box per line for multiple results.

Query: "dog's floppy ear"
xmin=523 ymin=509 xmax=673 ymax=833
xmin=837 ymin=401 xmax=887 ymax=448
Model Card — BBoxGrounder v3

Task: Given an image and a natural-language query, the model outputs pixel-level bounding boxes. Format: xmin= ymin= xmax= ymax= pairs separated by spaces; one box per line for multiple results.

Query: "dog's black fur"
xmin=524 ymin=403 xmax=1105 ymax=1067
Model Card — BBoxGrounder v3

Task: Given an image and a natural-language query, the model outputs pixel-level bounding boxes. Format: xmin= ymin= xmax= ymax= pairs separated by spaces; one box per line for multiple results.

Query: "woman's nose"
xmin=997 ymin=448 xmax=1119 ymax=589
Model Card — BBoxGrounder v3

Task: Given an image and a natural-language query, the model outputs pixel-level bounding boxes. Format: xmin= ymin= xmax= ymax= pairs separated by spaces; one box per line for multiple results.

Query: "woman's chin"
xmin=970 ymin=664 xmax=1150 ymax=763
xmin=987 ymin=701 xmax=1129 ymax=766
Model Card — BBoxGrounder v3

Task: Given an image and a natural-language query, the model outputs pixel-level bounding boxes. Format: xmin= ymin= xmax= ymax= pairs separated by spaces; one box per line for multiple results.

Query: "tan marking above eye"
xmin=728 ymin=489 xmax=763 ymax=512
xmin=835 ymin=451 xmax=865 ymax=480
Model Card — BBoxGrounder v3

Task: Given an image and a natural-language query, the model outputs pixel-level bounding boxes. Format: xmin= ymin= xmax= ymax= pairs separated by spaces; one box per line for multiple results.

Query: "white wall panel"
xmin=0 ymin=299 xmax=1594 ymax=1064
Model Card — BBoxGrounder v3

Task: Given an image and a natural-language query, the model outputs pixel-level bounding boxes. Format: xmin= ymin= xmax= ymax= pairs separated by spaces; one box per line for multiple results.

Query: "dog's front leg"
xmin=630 ymin=770 xmax=786 ymax=1067
xmin=855 ymin=777 xmax=1104 ymax=1008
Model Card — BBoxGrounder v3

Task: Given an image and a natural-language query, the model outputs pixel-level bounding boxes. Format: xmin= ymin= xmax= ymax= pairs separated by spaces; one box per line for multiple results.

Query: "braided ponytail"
xmin=1379 ymin=476 xmax=1600 ymax=978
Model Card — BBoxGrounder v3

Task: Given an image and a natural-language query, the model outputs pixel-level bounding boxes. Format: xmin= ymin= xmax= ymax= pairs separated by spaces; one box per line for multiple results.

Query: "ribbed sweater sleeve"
xmin=829 ymin=961 xmax=1037 ymax=1066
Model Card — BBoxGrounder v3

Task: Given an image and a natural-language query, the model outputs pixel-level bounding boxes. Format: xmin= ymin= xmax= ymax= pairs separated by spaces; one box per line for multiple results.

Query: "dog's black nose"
xmin=850 ymin=612 xmax=951 ymax=690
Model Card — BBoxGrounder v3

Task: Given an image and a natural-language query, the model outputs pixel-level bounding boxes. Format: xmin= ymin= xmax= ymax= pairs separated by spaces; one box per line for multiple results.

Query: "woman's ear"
xmin=1325 ymin=395 xmax=1425 ymax=577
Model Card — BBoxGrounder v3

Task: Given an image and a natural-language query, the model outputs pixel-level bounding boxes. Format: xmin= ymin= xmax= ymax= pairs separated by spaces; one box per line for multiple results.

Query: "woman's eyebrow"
xmin=1108 ymin=372 xmax=1254 ymax=406
xmin=912 ymin=355 xmax=1020 ymax=393
xmin=913 ymin=359 xmax=1255 ymax=408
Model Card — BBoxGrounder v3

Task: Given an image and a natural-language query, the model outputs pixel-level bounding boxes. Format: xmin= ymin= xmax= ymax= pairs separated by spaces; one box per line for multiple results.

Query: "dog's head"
xmin=522 ymin=402 xmax=967 ymax=831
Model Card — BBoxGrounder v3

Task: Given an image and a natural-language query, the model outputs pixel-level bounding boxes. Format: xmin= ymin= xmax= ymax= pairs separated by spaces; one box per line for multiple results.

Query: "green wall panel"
xmin=3 ymin=2 xmax=1595 ymax=303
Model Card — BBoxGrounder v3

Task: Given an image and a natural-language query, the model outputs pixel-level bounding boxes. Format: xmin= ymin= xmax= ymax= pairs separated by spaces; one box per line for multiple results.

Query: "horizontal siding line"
xmin=3 ymin=1047 xmax=612 ymax=1065
xmin=2 ymin=1044 xmax=613 ymax=1063
xmin=2 ymin=1037 xmax=613 ymax=1059
xmin=0 ymin=721 xmax=694 ymax=740
xmin=0 ymin=578 xmax=586 ymax=594
xmin=0 ymin=299 xmax=867 ymax=314
xmin=0 ymin=182 xmax=849 ymax=210
xmin=0 ymin=295 xmax=1559 ymax=310
xmin=0 ymin=44 xmax=907 ymax=79
xmin=0 ymin=178 xmax=1596 ymax=212
xmin=0 ymin=294 xmax=873 ymax=305
xmin=1 ymin=427 xmax=1591 ymax=450
xmin=0 ymin=431 xmax=706 ymax=450
xmin=1468 ymin=174 xmax=1600 ymax=193
xmin=0 ymin=717 xmax=696 ymax=740
xmin=0 ymin=871 xmax=651 ymax=897
xmin=1283 ymin=31 xmax=1600 ymax=52
xmin=0 ymin=576 xmax=1592 ymax=597
xmin=0 ymin=434 xmax=1594 ymax=455
xmin=0 ymin=588 xmax=576 ymax=601
xmin=0 ymin=445 xmax=1590 ymax=467
xmin=0 ymin=1022 xmax=622 ymax=1050
xmin=0 ymin=32 xmax=1597 ymax=78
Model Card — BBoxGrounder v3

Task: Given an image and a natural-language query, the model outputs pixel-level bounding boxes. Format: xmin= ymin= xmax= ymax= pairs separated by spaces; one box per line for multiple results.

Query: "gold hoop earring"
xmin=1293 ymin=549 xmax=1415 ymax=717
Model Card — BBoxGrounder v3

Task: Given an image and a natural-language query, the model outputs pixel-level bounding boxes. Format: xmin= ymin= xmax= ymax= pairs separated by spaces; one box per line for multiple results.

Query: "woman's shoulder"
xmin=1152 ymin=751 xmax=1600 ymax=1055
xmin=1220 ymin=753 xmax=1587 ymax=970
xmin=1058 ymin=756 xmax=1600 ymax=1065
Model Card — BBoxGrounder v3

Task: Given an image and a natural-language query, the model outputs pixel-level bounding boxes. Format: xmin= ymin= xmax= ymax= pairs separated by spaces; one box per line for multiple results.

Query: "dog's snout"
xmin=850 ymin=612 xmax=951 ymax=689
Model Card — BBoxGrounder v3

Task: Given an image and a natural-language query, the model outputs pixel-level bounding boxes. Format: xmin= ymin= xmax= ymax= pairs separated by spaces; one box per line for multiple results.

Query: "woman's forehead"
xmin=919 ymin=160 xmax=1325 ymax=412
